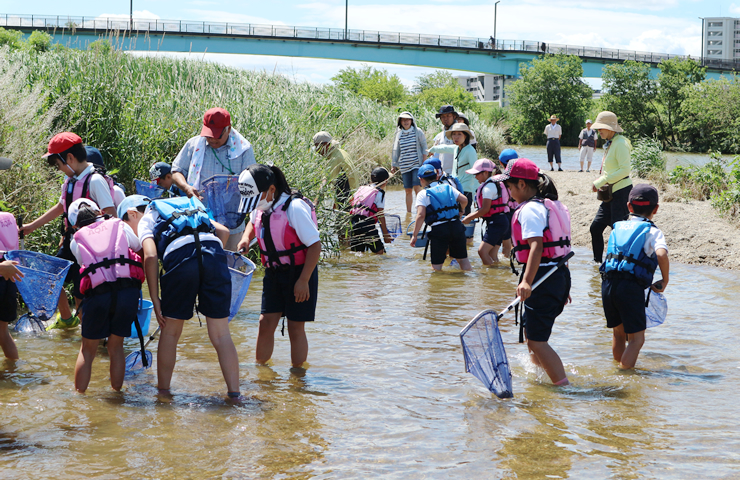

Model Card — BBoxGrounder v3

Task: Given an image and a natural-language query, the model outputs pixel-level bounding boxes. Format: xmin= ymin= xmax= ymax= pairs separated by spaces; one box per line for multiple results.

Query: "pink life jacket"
xmin=62 ymin=167 xmax=118 ymax=229
xmin=511 ymin=197 xmax=572 ymax=264
xmin=0 ymin=212 xmax=19 ymax=253
xmin=506 ymin=186 xmax=519 ymax=212
xmin=253 ymin=194 xmax=318 ymax=269
xmin=475 ymin=179 xmax=510 ymax=218
xmin=74 ymin=218 xmax=143 ymax=292
xmin=350 ymin=185 xmax=381 ymax=220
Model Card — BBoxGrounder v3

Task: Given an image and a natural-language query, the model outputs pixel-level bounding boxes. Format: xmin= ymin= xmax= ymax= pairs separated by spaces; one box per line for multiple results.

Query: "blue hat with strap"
xmin=423 ymin=158 xmax=442 ymax=171
xmin=417 ymin=164 xmax=438 ymax=179
xmin=498 ymin=148 xmax=518 ymax=165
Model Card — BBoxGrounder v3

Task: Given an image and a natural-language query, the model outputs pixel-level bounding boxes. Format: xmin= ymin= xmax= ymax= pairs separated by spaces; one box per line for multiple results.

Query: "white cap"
xmin=238 ymin=164 xmax=274 ymax=214
xmin=68 ymin=198 xmax=100 ymax=227
xmin=312 ymin=131 xmax=333 ymax=144
xmin=586 ymin=119 xmax=592 ymax=124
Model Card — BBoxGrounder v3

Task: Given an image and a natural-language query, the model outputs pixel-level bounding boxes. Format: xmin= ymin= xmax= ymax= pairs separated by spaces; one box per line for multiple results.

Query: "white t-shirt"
xmin=479 ymin=181 xmax=501 ymax=202
xmin=59 ymin=164 xmax=115 ymax=211
xmin=627 ymin=216 xmax=668 ymax=256
xmin=433 ymin=129 xmax=455 ymax=174
xmin=415 ymin=183 xmax=462 ymax=227
xmin=138 ymin=206 xmax=222 ymax=259
xmin=516 ymin=200 xmax=557 ymax=266
xmin=113 ymin=185 xmax=126 ymax=207
xmin=544 ymin=124 xmax=562 ymax=139
xmin=249 ymin=193 xmax=320 ymax=247
xmin=70 ymin=221 xmax=141 ymax=265
xmin=372 ymin=186 xmax=386 ymax=210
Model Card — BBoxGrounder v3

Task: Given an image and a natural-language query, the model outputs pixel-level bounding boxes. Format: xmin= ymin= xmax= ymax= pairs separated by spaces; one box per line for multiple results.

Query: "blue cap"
xmin=85 ymin=146 xmax=105 ymax=168
xmin=423 ymin=158 xmax=442 ymax=171
xmin=498 ymin=148 xmax=519 ymax=165
xmin=117 ymin=194 xmax=151 ymax=219
xmin=417 ymin=164 xmax=438 ymax=179
xmin=149 ymin=162 xmax=172 ymax=181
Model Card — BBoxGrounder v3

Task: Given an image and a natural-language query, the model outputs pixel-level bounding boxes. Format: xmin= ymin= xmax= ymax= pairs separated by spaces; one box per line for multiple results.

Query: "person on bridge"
xmin=170 ymin=107 xmax=256 ymax=251
xmin=578 ymin=119 xmax=598 ymax=172
xmin=544 ymin=114 xmax=562 ymax=172
xmin=313 ymin=131 xmax=359 ymax=207
xmin=431 ymin=105 xmax=458 ymax=175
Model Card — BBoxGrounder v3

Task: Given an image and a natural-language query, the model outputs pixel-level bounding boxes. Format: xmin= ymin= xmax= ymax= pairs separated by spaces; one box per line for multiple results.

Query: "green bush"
xmin=631 ymin=137 xmax=666 ymax=178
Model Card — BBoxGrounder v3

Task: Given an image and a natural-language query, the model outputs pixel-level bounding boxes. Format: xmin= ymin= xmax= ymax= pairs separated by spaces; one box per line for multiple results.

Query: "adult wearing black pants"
xmin=544 ymin=114 xmax=562 ymax=171
xmin=589 ymin=111 xmax=633 ymax=263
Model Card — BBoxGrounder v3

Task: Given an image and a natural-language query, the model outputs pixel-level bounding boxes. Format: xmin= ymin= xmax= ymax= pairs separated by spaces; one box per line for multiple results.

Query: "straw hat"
xmin=591 ymin=111 xmax=623 ymax=133
xmin=549 ymin=114 xmax=559 ymax=121
xmin=445 ymin=123 xmax=472 ymax=139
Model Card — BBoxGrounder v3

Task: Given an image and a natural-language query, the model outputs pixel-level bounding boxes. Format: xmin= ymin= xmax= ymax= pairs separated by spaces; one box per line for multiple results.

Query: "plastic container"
xmin=5 ymin=251 xmax=72 ymax=321
xmin=130 ymin=299 xmax=153 ymax=339
xmin=406 ymin=221 xmax=428 ymax=248
xmin=225 ymin=251 xmax=257 ymax=321
xmin=465 ymin=219 xmax=478 ymax=238
xmin=134 ymin=179 xmax=164 ymax=199
xmin=201 ymin=175 xmax=247 ymax=230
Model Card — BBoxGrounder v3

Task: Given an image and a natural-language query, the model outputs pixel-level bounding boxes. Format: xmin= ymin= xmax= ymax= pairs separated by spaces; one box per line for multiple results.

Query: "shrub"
xmin=631 ymin=137 xmax=666 ymax=178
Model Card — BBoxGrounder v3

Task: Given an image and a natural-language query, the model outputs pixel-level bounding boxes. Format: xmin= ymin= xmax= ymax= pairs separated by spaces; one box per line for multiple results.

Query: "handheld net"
xmin=125 ymin=345 xmax=153 ymax=374
xmin=5 ymin=251 xmax=71 ymax=321
xmin=201 ymin=175 xmax=247 ymax=230
xmin=14 ymin=313 xmax=46 ymax=334
xmin=135 ymin=180 xmax=164 ymax=199
xmin=645 ymin=289 xmax=668 ymax=328
xmin=383 ymin=214 xmax=402 ymax=240
xmin=460 ymin=310 xmax=513 ymax=398
xmin=225 ymin=251 xmax=256 ymax=321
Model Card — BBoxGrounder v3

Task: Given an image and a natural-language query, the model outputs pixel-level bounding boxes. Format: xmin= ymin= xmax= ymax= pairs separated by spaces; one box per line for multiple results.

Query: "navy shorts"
xmin=81 ymin=285 xmax=139 ymax=339
xmin=463 ymin=192 xmax=473 ymax=216
xmin=0 ymin=278 xmax=18 ymax=323
xmin=602 ymin=275 xmax=646 ymax=334
xmin=522 ymin=265 xmax=571 ymax=342
xmin=504 ymin=211 xmax=514 ymax=240
xmin=350 ymin=215 xmax=384 ymax=253
xmin=428 ymin=220 xmax=467 ymax=265
xmin=160 ymin=241 xmax=231 ymax=320
xmin=481 ymin=214 xmax=511 ymax=247
xmin=261 ymin=264 xmax=318 ymax=322
xmin=402 ymin=169 xmax=421 ymax=189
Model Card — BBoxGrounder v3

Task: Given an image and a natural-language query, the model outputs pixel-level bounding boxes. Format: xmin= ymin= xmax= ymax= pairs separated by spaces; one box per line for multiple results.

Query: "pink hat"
xmin=491 ymin=158 xmax=540 ymax=182
xmin=465 ymin=158 xmax=495 ymax=175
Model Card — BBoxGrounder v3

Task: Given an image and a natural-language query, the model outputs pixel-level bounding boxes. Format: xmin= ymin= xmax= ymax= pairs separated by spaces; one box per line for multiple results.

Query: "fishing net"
xmin=383 ymin=214 xmax=402 ymax=240
xmin=406 ymin=221 xmax=428 ymax=248
xmin=125 ymin=347 xmax=153 ymax=374
xmin=645 ymin=289 xmax=668 ymax=328
xmin=5 ymin=251 xmax=71 ymax=321
xmin=460 ymin=309 xmax=513 ymax=399
xmin=14 ymin=313 xmax=46 ymax=334
xmin=135 ymin=179 xmax=164 ymax=199
xmin=201 ymin=175 xmax=247 ymax=230
xmin=226 ymin=251 xmax=256 ymax=321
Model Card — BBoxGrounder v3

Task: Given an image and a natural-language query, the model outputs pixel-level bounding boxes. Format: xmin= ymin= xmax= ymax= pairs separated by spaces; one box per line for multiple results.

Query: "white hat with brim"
xmin=549 ymin=115 xmax=559 ymax=121
xmin=68 ymin=198 xmax=100 ymax=228
xmin=445 ymin=123 xmax=472 ymax=139
xmin=312 ymin=131 xmax=333 ymax=144
xmin=591 ymin=111 xmax=623 ymax=133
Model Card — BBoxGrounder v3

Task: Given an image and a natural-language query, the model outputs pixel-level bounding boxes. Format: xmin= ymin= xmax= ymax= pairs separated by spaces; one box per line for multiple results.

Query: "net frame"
xmin=225 ymin=251 xmax=256 ymax=321
xmin=5 ymin=251 xmax=72 ymax=321
xmin=201 ymin=175 xmax=247 ymax=230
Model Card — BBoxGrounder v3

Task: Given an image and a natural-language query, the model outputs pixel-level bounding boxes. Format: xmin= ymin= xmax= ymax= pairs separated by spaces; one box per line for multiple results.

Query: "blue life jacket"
xmin=151 ymin=196 xmax=214 ymax=256
xmin=440 ymin=173 xmax=463 ymax=194
xmin=601 ymin=216 xmax=658 ymax=287
xmin=424 ymin=182 xmax=460 ymax=225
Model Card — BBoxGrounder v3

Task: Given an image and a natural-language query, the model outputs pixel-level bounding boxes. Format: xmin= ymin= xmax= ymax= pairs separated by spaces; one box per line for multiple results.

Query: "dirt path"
xmin=549 ymin=170 xmax=740 ymax=271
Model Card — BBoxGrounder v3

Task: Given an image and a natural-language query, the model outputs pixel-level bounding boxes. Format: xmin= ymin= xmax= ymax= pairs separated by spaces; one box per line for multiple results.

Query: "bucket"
xmin=406 ymin=221 xmax=428 ymax=248
xmin=134 ymin=179 xmax=164 ymax=199
xmin=201 ymin=175 xmax=247 ymax=230
xmin=225 ymin=251 xmax=256 ymax=321
xmin=5 ymin=251 xmax=72 ymax=321
xmin=131 ymin=299 xmax=153 ymax=339
xmin=465 ymin=219 xmax=478 ymax=238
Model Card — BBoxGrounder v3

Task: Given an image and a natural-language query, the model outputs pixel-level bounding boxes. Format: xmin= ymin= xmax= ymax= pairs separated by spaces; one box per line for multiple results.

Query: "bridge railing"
xmin=2 ymin=13 xmax=738 ymax=70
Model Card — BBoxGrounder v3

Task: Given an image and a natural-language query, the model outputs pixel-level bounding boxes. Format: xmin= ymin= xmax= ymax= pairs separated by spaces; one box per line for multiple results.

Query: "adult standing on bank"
xmin=391 ymin=112 xmax=428 ymax=213
xmin=544 ymin=114 xmax=563 ymax=171
xmin=578 ymin=119 xmax=598 ymax=172
xmin=171 ymin=107 xmax=256 ymax=251
xmin=313 ymin=131 xmax=359 ymax=207
xmin=456 ymin=113 xmax=478 ymax=151
xmin=428 ymin=123 xmax=478 ymax=216
xmin=589 ymin=111 xmax=633 ymax=264
xmin=432 ymin=105 xmax=458 ymax=175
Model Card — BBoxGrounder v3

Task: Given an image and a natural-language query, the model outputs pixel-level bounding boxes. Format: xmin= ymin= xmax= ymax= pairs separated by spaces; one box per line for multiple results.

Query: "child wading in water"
xmin=237 ymin=164 xmax=321 ymax=368
xmin=600 ymin=184 xmax=669 ymax=369
xmin=462 ymin=159 xmax=511 ymax=266
xmin=496 ymin=158 xmax=572 ymax=386
xmin=0 ymin=157 xmax=23 ymax=360
xmin=410 ymin=164 xmax=472 ymax=272
xmin=349 ymin=167 xmax=392 ymax=254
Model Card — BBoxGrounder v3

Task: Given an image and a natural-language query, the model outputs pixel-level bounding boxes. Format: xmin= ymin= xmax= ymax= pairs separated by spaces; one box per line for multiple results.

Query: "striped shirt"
xmin=398 ymin=128 xmax=420 ymax=173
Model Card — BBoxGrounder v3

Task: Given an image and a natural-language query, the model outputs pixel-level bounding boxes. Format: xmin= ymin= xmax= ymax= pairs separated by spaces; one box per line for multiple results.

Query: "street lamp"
xmin=493 ymin=1 xmax=501 ymax=49
xmin=699 ymin=17 xmax=704 ymax=66
xmin=130 ymin=0 xmax=133 ymax=31
xmin=345 ymin=0 xmax=348 ymax=40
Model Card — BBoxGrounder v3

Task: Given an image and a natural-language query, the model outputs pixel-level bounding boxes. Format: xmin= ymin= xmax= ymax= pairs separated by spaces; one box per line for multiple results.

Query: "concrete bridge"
xmin=3 ymin=14 xmax=733 ymax=79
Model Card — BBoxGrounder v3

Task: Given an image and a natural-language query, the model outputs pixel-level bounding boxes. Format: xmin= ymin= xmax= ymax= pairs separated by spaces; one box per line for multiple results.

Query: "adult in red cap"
xmin=171 ymin=107 xmax=256 ymax=250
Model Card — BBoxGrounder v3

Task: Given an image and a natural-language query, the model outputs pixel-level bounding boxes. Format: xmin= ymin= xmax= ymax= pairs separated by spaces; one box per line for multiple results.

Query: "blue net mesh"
xmin=201 ymin=175 xmax=247 ymax=230
xmin=460 ymin=310 xmax=513 ymax=398
xmin=225 ymin=251 xmax=256 ymax=321
xmin=125 ymin=349 xmax=153 ymax=374
xmin=135 ymin=179 xmax=164 ymax=199
xmin=645 ymin=290 xmax=668 ymax=328
xmin=405 ymin=221 xmax=428 ymax=248
xmin=5 ymin=251 xmax=72 ymax=321
xmin=13 ymin=313 xmax=46 ymax=334
xmin=383 ymin=214 xmax=402 ymax=240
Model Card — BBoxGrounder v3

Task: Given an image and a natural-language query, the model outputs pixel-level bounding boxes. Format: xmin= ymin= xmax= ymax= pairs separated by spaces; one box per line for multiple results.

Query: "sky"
xmin=2 ymin=0 xmax=736 ymax=88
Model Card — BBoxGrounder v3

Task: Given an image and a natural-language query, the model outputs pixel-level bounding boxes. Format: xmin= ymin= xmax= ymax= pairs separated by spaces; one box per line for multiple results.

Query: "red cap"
xmin=43 ymin=132 xmax=83 ymax=158
xmin=491 ymin=158 xmax=540 ymax=182
xmin=200 ymin=107 xmax=231 ymax=138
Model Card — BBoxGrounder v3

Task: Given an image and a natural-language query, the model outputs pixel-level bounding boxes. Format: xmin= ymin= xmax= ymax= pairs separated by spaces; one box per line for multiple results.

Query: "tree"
xmin=26 ymin=31 xmax=52 ymax=53
xmin=410 ymin=70 xmax=480 ymax=113
xmin=657 ymin=57 xmax=706 ymax=146
xmin=331 ymin=65 xmax=406 ymax=106
xmin=601 ymin=60 xmax=660 ymax=139
xmin=507 ymin=54 xmax=593 ymax=145
xmin=0 ymin=27 xmax=22 ymax=50
xmin=414 ymin=70 xmax=459 ymax=93
xmin=678 ymin=77 xmax=740 ymax=153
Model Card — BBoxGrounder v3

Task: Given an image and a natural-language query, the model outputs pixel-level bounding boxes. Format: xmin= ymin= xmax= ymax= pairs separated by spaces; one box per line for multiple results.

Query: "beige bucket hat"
xmin=445 ymin=122 xmax=472 ymax=139
xmin=591 ymin=111 xmax=623 ymax=133
xmin=549 ymin=114 xmax=559 ymax=121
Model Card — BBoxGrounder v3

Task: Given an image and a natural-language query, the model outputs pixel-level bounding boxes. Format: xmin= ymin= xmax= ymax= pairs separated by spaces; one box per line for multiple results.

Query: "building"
xmin=456 ymin=74 xmax=517 ymax=106
xmin=701 ymin=17 xmax=740 ymax=64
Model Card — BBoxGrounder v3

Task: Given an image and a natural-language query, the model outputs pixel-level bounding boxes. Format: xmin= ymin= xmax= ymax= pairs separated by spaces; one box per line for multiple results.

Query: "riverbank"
xmin=550 ymin=169 xmax=740 ymax=270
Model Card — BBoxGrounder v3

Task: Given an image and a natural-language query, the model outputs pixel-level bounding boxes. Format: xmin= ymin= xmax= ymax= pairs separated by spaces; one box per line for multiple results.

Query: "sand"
xmin=549 ymin=170 xmax=740 ymax=271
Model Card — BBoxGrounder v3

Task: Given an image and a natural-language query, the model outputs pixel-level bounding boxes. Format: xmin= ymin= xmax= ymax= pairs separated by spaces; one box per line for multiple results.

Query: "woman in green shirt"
xmin=590 ymin=111 xmax=633 ymax=263
xmin=428 ymin=123 xmax=478 ymax=215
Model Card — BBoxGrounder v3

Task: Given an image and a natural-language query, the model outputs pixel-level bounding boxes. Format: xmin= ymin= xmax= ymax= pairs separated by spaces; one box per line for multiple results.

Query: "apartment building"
xmin=702 ymin=17 xmax=740 ymax=62
xmin=456 ymin=74 xmax=516 ymax=106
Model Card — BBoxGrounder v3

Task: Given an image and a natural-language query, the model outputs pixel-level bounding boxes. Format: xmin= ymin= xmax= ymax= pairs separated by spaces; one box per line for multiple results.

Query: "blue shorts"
xmin=81 ymin=285 xmax=139 ymax=339
xmin=602 ymin=275 xmax=646 ymax=334
xmin=481 ymin=214 xmax=511 ymax=247
xmin=160 ymin=241 xmax=231 ymax=320
xmin=402 ymin=169 xmax=421 ymax=189
xmin=0 ymin=278 xmax=17 ymax=323
xmin=261 ymin=264 xmax=318 ymax=322
xmin=522 ymin=266 xmax=571 ymax=342
xmin=504 ymin=211 xmax=514 ymax=240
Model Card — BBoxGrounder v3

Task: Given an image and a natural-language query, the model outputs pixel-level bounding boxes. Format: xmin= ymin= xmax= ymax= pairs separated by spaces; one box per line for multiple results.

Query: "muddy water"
xmin=1 ymin=187 xmax=739 ymax=478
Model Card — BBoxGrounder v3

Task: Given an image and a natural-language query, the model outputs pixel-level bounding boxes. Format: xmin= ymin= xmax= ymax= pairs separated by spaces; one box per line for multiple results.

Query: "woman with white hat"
xmin=428 ymin=123 xmax=478 ymax=215
xmin=456 ymin=113 xmax=478 ymax=150
xmin=391 ymin=112 xmax=428 ymax=212
xmin=589 ymin=111 xmax=633 ymax=263
xmin=578 ymin=119 xmax=598 ymax=172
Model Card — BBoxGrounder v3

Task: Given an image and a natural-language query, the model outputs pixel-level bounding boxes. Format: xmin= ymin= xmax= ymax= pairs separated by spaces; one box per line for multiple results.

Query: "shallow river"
xmin=1 ymin=188 xmax=738 ymax=479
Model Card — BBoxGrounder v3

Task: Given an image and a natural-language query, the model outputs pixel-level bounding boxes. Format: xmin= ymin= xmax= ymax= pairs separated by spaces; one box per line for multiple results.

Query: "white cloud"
xmin=730 ymin=3 xmax=740 ymax=14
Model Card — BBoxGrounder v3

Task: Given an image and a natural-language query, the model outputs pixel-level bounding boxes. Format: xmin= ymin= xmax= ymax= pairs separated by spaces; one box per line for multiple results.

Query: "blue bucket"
xmin=465 ymin=219 xmax=478 ymax=238
xmin=131 ymin=299 xmax=153 ymax=339
xmin=226 ymin=251 xmax=256 ymax=321
xmin=406 ymin=221 xmax=428 ymax=248
xmin=5 ymin=251 xmax=72 ymax=321
xmin=135 ymin=179 xmax=164 ymax=199
xmin=202 ymin=175 xmax=247 ymax=230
